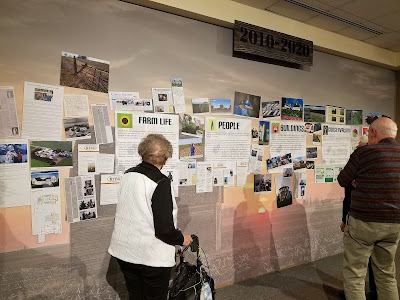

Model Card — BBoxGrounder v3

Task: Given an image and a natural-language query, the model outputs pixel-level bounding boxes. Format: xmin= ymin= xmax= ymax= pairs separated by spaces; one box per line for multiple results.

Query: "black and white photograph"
xmin=254 ymin=174 xmax=272 ymax=194
xmin=31 ymin=171 xmax=59 ymax=189
xmin=64 ymin=117 xmax=91 ymax=140
xmin=79 ymin=198 xmax=96 ymax=211
xmin=306 ymin=161 xmax=315 ymax=169
xmin=84 ymin=179 xmax=94 ymax=196
xmin=233 ymin=91 xmax=261 ymax=118
xmin=80 ymin=208 xmax=97 ymax=220
xmin=306 ymin=147 xmax=318 ymax=159
xmin=262 ymin=101 xmax=280 ymax=118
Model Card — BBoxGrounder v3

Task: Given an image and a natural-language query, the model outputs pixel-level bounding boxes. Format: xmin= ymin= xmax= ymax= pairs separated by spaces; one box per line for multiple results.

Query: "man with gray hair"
xmin=338 ymin=117 xmax=400 ymax=300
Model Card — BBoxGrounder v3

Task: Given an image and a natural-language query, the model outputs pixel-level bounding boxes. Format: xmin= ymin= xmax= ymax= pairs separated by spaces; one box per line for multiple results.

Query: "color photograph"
xmin=271 ymin=122 xmax=280 ymax=134
xmin=365 ymin=112 xmax=379 ymax=125
xmin=210 ymin=99 xmax=231 ymax=114
xmin=275 ymin=175 xmax=293 ymax=208
xmin=305 ymin=123 xmax=314 ymax=134
xmin=293 ymin=156 xmax=307 ymax=170
xmin=258 ymin=121 xmax=269 ymax=145
xmin=267 ymin=153 xmax=292 ymax=171
xmin=313 ymin=133 xmax=321 ymax=145
xmin=233 ymin=91 xmax=260 ymax=118
xmin=179 ymin=137 xmax=203 ymax=159
xmin=0 ymin=143 xmax=28 ymax=164
xmin=346 ymin=109 xmax=363 ymax=125
xmin=60 ymin=51 xmax=109 ymax=93
xmin=304 ymin=105 xmax=326 ymax=122
xmin=283 ymin=167 xmax=293 ymax=177
xmin=34 ymin=88 xmax=53 ymax=102
xmin=171 ymin=78 xmax=182 ymax=87
xmin=181 ymin=114 xmax=204 ymax=137
xmin=30 ymin=141 xmax=73 ymax=168
xmin=262 ymin=101 xmax=280 ymax=118
xmin=192 ymin=98 xmax=209 ymax=114
xmin=281 ymin=98 xmax=303 ymax=121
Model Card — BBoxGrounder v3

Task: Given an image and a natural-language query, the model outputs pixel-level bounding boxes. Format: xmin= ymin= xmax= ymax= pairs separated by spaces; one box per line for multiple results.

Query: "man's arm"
xmin=151 ymin=178 xmax=184 ymax=246
xmin=337 ymin=152 xmax=359 ymax=188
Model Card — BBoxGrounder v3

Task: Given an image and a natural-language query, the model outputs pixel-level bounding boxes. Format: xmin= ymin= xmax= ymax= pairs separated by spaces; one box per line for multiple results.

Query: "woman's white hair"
xmin=138 ymin=134 xmax=173 ymax=165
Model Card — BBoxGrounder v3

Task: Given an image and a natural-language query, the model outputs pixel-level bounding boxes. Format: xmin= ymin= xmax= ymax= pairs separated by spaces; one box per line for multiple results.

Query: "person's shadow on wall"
xmin=233 ymin=186 xmax=279 ymax=284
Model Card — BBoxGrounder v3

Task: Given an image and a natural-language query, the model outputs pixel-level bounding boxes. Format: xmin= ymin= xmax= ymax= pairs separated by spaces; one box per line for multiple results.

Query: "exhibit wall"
xmin=0 ymin=0 xmax=396 ymax=298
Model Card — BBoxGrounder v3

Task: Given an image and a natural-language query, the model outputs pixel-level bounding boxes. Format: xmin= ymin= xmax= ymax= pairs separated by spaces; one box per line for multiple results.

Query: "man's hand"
xmin=340 ymin=222 xmax=346 ymax=232
xmin=182 ymin=234 xmax=193 ymax=247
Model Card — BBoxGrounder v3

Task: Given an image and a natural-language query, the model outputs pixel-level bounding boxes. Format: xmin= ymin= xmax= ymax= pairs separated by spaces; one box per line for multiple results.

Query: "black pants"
xmin=117 ymin=258 xmax=172 ymax=300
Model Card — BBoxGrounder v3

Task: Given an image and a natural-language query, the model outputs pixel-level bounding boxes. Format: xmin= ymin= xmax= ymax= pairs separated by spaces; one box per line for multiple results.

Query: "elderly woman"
xmin=109 ymin=134 xmax=192 ymax=300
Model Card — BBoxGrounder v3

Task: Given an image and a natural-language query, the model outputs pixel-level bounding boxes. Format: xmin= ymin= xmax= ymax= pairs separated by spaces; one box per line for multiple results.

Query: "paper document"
xmin=178 ymin=160 xmax=196 ymax=186
xmin=100 ymin=174 xmax=122 ymax=205
xmin=115 ymin=111 xmax=179 ymax=173
xmin=0 ymin=139 xmax=30 ymax=208
xmin=0 ymin=86 xmax=19 ymax=138
xmin=248 ymin=145 xmax=264 ymax=174
xmin=22 ymin=82 xmax=64 ymax=140
xmin=236 ymin=161 xmax=248 ymax=187
xmin=196 ymin=162 xmax=213 ymax=193
xmin=152 ymin=88 xmax=174 ymax=113
xmin=321 ymin=125 xmax=351 ymax=165
xmin=109 ymin=91 xmax=141 ymax=111
xmin=270 ymin=122 xmax=306 ymax=158
xmin=171 ymin=78 xmax=185 ymax=114
xmin=63 ymin=94 xmax=89 ymax=118
xmin=204 ymin=117 xmax=251 ymax=161
xmin=30 ymin=170 xmax=62 ymax=235
xmin=64 ymin=175 xmax=98 ymax=222
xmin=91 ymin=104 xmax=113 ymax=144
xmin=78 ymin=144 xmax=114 ymax=175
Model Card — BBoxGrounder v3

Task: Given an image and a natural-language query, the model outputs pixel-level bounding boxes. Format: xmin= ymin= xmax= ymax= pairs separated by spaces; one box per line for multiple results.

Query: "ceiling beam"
xmin=123 ymin=0 xmax=400 ymax=70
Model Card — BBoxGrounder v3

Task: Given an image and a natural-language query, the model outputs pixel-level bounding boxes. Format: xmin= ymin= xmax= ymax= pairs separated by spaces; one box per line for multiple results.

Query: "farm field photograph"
xmin=281 ymin=97 xmax=303 ymax=121
xmin=346 ymin=109 xmax=363 ymax=125
xmin=60 ymin=51 xmax=109 ymax=93
xmin=304 ymin=105 xmax=326 ymax=122
xmin=179 ymin=137 xmax=203 ymax=159
xmin=192 ymin=98 xmax=209 ymax=114
xmin=30 ymin=141 xmax=73 ymax=168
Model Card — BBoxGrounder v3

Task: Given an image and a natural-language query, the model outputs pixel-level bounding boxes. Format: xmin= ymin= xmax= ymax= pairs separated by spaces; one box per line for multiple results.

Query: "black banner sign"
xmin=233 ymin=20 xmax=313 ymax=66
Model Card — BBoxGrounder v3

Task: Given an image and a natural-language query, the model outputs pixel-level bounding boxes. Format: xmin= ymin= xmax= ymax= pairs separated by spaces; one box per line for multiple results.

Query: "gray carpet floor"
xmin=216 ymin=252 xmax=387 ymax=300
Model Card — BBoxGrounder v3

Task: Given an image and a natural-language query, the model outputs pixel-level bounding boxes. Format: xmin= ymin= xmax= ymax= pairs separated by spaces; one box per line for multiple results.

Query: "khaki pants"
xmin=343 ymin=215 xmax=400 ymax=300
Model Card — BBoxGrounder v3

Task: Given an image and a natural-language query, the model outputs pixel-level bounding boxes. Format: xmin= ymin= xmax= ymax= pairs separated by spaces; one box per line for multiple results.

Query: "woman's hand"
xmin=182 ymin=234 xmax=193 ymax=247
